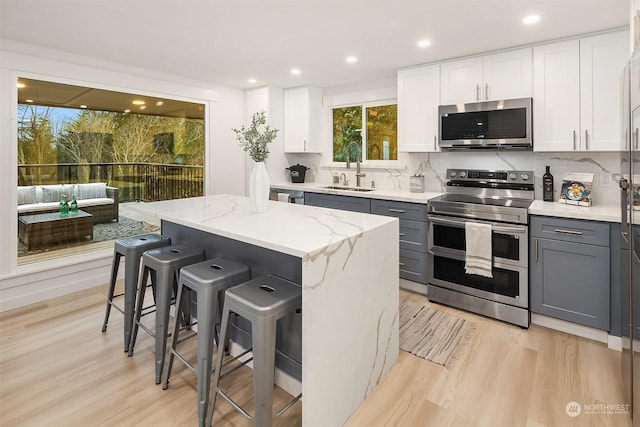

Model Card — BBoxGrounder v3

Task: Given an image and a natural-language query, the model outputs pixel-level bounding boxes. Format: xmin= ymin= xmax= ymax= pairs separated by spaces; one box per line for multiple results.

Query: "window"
xmin=332 ymin=103 xmax=397 ymax=162
xmin=16 ymin=78 xmax=205 ymax=263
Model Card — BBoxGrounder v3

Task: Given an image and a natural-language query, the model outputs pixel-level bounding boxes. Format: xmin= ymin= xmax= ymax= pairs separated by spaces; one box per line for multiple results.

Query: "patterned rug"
xmin=399 ymin=300 xmax=475 ymax=369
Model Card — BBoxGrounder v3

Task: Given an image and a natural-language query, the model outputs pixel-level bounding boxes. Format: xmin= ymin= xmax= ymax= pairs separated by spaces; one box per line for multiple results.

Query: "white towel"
xmin=465 ymin=222 xmax=493 ymax=278
xmin=277 ymin=193 xmax=291 ymax=203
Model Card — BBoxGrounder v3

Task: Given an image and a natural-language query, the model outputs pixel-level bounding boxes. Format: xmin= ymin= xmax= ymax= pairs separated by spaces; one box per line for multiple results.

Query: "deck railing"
xmin=18 ymin=162 xmax=204 ymax=203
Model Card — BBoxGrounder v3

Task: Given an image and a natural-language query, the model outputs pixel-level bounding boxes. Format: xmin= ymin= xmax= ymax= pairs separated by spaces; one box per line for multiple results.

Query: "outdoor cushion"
xmin=76 ymin=183 xmax=107 ymax=200
xmin=17 ymin=186 xmax=37 ymax=205
xmin=42 ymin=184 xmax=76 ymax=202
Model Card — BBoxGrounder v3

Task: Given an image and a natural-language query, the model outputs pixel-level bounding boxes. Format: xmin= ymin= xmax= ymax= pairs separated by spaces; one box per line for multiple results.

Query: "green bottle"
xmin=59 ymin=194 xmax=69 ymax=217
xmin=70 ymin=195 xmax=78 ymax=215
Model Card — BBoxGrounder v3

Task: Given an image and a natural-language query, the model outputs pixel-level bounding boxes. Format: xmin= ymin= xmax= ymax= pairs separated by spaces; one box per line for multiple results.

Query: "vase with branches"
xmin=232 ymin=110 xmax=279 ymax=213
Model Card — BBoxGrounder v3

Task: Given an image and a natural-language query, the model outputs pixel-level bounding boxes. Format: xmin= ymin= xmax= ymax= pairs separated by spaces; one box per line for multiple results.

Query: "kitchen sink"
xmin=322 ymin=185 xmax=374 ymax=192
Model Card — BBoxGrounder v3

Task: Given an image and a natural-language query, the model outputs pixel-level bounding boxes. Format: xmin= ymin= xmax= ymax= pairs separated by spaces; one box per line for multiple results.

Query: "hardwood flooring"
xmin=0 ymin=282 xmax=630 ymax=427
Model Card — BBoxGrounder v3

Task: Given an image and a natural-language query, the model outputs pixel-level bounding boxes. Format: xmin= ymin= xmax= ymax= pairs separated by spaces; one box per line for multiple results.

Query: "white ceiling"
xmin=0 ymin=0 xmax=630 ymax=90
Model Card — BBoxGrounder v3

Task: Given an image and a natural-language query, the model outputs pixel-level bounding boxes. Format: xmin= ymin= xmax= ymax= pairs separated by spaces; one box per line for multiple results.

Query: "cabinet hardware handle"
xmin=625 ymin=129 xmax=629 ymax=150
xmin=535 ymin=239 xmax=538 ymax=262
xmin=434 ymin=135 xmax=437 ymax=151
xmin=476 ymin=84 xmax=480 ymax=101
xmin=304 ymin=140 xmax=307 ymax=151
xmin=572 ymin=130 xmax=577 ymax=150
xmin=399 ymin=262 xmax=405 ymax=267
xmin=585 ymin=130 xmax=589 ymax=150
xmin=485 ymin=83 xmax=489 ymax=100
xmin=399 ymin=233 xmax=405 ymax=237
xmin=389 ymin=208 xmax=406 ymax=213
xmin=554 ymin=228 xmax=583 ymax=236
xmin=635 ymin=128 xmax=639 ymax=150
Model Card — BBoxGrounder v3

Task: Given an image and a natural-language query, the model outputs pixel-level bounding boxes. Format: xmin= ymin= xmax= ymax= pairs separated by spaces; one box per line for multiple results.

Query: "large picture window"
xmin=16 ymin=78 xmax=206 ymax=263
xmin=332 ymin=103 xmax=397 ymax=162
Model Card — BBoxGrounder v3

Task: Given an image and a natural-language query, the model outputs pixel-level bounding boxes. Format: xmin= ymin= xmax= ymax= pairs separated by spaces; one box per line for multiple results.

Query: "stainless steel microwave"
xmin=438 ymin=97 xmax=532 ymax=150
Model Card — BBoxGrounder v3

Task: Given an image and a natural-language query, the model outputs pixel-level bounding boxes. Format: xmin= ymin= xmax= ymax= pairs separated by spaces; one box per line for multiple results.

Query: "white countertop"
xmin=529 ymin=200 xmax=621 ymax=223
xmin=127 ymin=194 xmax=397 ymax=258
xmin=272 ymin=182 xmax=442 ymax=204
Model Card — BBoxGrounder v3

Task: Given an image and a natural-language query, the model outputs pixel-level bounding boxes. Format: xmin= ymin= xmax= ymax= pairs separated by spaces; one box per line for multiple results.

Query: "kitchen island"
xmin=129 ymin=194 xmax=399 ymax=426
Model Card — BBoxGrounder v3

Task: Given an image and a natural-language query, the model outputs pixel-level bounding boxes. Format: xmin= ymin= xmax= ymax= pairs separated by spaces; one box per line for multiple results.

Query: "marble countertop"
xmin=528 ymin=200 xmax=621 ymax=223
xmin=272 ymin=182 xmax=442 ymax=204
xmin=127 ymin=194 xmax=397 ymax=258
xmin=274 ymin=182 xmax=624 ymax=223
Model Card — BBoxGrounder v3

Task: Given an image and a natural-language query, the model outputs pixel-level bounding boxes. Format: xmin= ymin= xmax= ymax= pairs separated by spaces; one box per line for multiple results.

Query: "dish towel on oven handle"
xmin=465 ymin=221 xmax=493 ymax=278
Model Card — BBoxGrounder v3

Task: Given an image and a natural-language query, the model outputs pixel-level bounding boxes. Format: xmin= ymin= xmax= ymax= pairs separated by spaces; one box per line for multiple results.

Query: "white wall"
xmin=0 ymin=40 xmax=245 ymax=311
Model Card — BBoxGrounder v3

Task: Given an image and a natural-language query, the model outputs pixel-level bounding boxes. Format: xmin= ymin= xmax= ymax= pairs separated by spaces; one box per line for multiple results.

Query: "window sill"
xmin=320 ymin=161 xmax=407 ymax=170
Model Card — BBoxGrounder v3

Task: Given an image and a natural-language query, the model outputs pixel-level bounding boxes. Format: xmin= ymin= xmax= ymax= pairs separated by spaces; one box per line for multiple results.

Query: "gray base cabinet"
xmin=303 ymin=192 xmax=430 ymax=285
xmin=304 ymin=192 xmax=370 ymax=213
xmin=371 ymin=199 xmax=429 ymax=285
xmin=530 ymin=216 xmax=610 ymax=330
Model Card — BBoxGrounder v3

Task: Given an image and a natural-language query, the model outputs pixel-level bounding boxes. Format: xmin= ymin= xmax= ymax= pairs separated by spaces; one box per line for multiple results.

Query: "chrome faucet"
xmin=345 ymin=141 xmax=366 ymax=187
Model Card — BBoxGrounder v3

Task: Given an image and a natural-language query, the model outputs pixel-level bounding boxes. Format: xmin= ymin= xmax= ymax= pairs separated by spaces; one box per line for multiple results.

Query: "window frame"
xmin=332 ymin=100 xmax=398 ymax=163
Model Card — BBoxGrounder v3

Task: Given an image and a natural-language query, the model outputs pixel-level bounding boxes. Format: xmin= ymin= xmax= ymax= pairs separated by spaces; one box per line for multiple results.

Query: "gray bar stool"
xmin=163 ymin=257 xmax=251 ymax=427
xmin=101 ymin=233 xmax=171 ymax=352
xmin=209 ymin=275 xmax=302 ymax=427
xmin=128 ymin=244 xmax=205 ymax=384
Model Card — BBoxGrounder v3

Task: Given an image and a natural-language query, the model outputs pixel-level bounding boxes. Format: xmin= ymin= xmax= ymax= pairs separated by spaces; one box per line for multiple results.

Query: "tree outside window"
xmin=332 ymin=103 xmax=397 ymax=162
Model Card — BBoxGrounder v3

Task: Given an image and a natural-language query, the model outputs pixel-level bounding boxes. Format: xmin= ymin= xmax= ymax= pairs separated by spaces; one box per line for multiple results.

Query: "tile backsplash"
xmin=283 ymin=151 xmax=622 ymax=206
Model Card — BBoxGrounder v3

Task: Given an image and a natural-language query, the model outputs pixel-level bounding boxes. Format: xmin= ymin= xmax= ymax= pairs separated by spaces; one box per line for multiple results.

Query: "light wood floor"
xmin=0 ymin=283 xmax=630 ymax=427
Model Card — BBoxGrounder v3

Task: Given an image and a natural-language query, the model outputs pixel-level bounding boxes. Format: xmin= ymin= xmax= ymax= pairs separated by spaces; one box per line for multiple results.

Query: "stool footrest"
xmin=217 ymin=389 xmax=252 ymax=420
xmin=276 ymin=393 xmax=302 ymax=417
xmin=218 ymin=349 xmax=253 ymax=380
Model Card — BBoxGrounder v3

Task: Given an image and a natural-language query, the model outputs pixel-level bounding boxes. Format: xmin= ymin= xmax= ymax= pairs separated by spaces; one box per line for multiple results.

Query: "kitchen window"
xmin=332 ymin=103 xmax=397 ymax=162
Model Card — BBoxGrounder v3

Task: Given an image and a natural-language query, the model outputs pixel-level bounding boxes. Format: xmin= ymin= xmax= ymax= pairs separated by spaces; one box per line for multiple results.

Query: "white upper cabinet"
xmin=533 ymin=40 xmax=581 ymax=151
xmin=440 ymin=48 xmax=532 ymax=104
xmin=534 ymin=30 xmax=629 ymax=152
xmin=398 ymin=64 xmax=441 ymax=152
xmin=284 ymin=86 xmax=323 ymax=153
xmin=580 ymin=31 xmax=630 ymax=151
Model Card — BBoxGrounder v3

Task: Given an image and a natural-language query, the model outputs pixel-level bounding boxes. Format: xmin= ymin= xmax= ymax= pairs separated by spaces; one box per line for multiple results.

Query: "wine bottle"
xmin=59 ymin=194 xmax=69 ymax=217
xmin=70 ymin=194 xmax=78 ymax=215
xmin=543 ymin=166 xmax=554 ymax=202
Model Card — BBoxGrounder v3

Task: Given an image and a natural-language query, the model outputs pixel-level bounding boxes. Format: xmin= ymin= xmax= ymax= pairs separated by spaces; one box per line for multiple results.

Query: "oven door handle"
xmin=429 ymin=215 xmax=527 ymax=235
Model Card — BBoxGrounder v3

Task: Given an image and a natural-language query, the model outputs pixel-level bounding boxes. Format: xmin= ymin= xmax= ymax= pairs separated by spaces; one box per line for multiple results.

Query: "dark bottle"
xmin=70 ymin=194 xmax=78 ymax=215
xmin=543 ymin=165 xmax=554 ymax=202
xmin=59 ymin=194 xmax=69 ymax=217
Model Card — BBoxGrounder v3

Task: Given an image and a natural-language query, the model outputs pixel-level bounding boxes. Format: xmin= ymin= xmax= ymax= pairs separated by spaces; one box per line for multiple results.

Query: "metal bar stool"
xmin=128 ymin=244 xmax=205 ymax=384
xmin=101 ymin=233 xmax=171 ymax=352
xmin=163 ymin=257 xmax=251 ymax=427
xmin=209 ymin=275 xmax=302 ymax=427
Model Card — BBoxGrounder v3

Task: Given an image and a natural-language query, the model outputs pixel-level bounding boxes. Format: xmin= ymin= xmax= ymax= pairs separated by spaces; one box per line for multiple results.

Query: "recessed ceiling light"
xmin=132 ymin=100 xmax=145 ymax=105
xmin=16 ymin=82 xmax=25 ymax=89
xmin=522 ymin=14 xmax=540 ymax=25
xmin=155 ymin=101 xmax=164 ymax=106
xmin=290 ymin=68 xmax=301 ymax=76
xmin=346 ymin=56 xmax=358 ymax=64
xmin=139 ymin=105 xmax=147 ymax=110
xmin=25 ymin=99 xmax=33 ymax=103
xmin=248 ymin=78 xmax=257 ymax=84
xmin=417 ymin=39 xmax=431 ymax=48
xmin=80 ymin=105 xmax=87 ymax=109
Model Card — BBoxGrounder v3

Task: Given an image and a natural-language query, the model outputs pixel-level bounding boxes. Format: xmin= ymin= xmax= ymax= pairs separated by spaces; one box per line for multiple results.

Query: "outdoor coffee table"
xmin=18 ymin=210 xmax=93 ymax=251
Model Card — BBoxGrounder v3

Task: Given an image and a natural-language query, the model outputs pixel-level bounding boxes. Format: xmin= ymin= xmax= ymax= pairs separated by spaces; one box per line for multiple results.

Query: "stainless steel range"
xmin=427 ymin=169 xmax=534 ymax=328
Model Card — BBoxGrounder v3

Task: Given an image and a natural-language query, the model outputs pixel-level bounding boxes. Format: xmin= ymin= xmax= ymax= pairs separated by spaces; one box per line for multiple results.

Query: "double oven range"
xmin=426 ymin=169 xmax=534 ymax=328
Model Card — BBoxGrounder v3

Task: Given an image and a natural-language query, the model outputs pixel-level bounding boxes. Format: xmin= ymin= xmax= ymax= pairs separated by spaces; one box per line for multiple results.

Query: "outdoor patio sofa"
xmin=17 ymin=183 xmax=119 ymax=223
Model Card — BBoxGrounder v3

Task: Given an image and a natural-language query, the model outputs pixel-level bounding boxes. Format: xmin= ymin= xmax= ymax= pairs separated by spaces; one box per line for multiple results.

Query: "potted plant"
xmin=232 ymin=110 xmax=279 ymax=212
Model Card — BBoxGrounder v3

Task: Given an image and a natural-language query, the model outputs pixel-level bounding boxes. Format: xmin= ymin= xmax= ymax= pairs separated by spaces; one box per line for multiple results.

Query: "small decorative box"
xmin=410 ymin=175 xmax=425 ymax=193
xmin=558 ymin=172 xmax=594 ymax=207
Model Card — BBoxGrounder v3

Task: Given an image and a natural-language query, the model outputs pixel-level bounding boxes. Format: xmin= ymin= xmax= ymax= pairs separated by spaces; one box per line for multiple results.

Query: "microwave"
xmin=438 ymin=97 xmax=532 ymax=150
